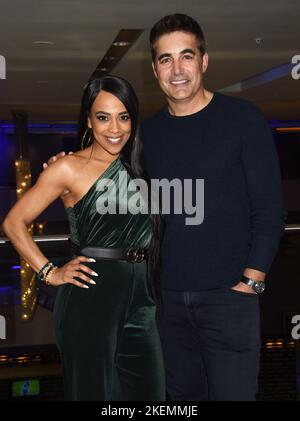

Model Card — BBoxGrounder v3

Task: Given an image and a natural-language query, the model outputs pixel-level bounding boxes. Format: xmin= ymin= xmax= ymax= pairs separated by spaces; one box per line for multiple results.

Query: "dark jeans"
xmin=158 ymin=287 xmax=261 ymax=401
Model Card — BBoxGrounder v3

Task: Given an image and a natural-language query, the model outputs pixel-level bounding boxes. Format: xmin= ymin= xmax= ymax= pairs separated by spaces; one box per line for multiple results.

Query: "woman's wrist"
xmin=44 ymin=266 xmax=59 ymax=285
xmin=37 ymin=261 xmax=55 ymax=282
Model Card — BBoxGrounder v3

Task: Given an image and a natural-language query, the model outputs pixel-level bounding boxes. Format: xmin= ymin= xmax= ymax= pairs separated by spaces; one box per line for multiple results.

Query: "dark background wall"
xmin=0 ymin=131 xmax=76 ymax=223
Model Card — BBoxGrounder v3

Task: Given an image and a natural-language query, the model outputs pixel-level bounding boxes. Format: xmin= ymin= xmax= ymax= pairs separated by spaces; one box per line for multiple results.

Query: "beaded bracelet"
xmin=37 ymin=261 xmax=55 ymax=282
xmin=44 ymin=266 xmax=58 ymax=285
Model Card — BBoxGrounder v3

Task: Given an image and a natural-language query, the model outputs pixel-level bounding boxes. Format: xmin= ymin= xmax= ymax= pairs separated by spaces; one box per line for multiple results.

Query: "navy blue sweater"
xmin=141 ymin=92 xmax=284 ymax=291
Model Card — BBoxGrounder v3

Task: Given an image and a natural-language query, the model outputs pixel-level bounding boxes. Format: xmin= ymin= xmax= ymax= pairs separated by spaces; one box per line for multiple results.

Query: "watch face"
xmin=253 ymin=282 xmax=265 ymax=294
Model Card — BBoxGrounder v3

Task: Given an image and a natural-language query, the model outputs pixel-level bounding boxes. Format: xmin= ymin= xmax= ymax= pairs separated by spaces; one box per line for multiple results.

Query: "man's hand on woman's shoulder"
xmin=42 ymin=151 xmax=73 ymax=170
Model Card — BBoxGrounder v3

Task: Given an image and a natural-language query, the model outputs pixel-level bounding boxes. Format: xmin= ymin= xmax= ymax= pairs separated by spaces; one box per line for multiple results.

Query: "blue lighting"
xmin=0 ymin=286 xmax=13 ymax=294
xmin=220 ymin=62 xmax=295 ymax=93
xmin=0 ymin=122 xmax=77 ymax=135
xmin=269 ymin=120 xmax=300 ymax=129
xmin=1 ymin=120 xmax=300 ymax=134
xmin=0 ymin=286 xmax=21 ymax=305
xmin=12 ymin=265 xmax=21 ymax=270
xmin=0 ymin=123 xmax=77 ymax=129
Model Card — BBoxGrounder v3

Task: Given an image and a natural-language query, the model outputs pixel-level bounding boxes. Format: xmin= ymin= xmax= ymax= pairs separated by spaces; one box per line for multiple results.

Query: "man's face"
xmin=152 ymin=31 xmax=208 ymax=104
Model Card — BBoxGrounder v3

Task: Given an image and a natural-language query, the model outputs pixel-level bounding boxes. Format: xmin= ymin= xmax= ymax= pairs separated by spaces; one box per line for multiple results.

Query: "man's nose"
xmin=172 ymin=58 xmax=183 ymax=75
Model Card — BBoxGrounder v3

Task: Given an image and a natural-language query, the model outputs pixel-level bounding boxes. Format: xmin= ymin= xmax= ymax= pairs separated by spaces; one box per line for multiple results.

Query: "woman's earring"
xmin=81 ymin=128 xmax=93 ymax=150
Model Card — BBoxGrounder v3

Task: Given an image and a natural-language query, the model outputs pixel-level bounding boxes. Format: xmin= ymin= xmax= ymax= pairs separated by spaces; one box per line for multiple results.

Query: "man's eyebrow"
xmin=180 ymin=49 xmax=196 ymax=55
xmin=157 ymin=49 xmax=196 ymax=61
xmin=157 ymin=53 xmax=171 ymax=61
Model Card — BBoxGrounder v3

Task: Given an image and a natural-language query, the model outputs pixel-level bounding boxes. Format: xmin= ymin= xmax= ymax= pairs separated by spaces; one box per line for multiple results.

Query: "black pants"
xmin=158 ymin=287 xmax=261 ymax=401
xmin=53 ymin=259 xmax=165 ymax=401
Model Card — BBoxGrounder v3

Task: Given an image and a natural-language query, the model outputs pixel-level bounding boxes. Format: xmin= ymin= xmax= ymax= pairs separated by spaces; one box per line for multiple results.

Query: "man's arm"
xmin=236 ymin=104 xmax=284 ymax=292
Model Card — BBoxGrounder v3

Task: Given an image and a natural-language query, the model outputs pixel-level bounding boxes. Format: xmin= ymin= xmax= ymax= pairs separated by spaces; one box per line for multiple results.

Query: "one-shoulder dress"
xmin=53 ymin=157 xmax=165 ymax=400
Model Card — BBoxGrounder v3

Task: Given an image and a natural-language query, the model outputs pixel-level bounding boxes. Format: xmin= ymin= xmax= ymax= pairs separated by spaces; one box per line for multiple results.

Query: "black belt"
xmin=70 ymin=242 xmax=147 ymax=263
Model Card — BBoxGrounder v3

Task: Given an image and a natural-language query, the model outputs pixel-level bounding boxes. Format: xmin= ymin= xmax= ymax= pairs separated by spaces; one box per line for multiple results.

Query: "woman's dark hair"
xmin=150 ymin=13 xmax=206 ymax=62
xmin=77 ymin=75 xmax=163 ymax=308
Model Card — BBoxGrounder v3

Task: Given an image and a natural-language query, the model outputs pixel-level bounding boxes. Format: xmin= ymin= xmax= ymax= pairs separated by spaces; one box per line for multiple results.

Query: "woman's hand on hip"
xmin=50 ymin=256 xmax=98 ymax=288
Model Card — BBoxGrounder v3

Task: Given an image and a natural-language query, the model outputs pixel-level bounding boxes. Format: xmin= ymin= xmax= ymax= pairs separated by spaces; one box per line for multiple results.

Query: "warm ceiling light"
xmin=33 ymin=41 xmax=54 ymax=46
xmin=91 ymin=29 xmax=144 ymax=79
xmin=275 ymin=127 xmax=300 ymax=132
xmin=113 ymin=41 xmax=131 ymax=47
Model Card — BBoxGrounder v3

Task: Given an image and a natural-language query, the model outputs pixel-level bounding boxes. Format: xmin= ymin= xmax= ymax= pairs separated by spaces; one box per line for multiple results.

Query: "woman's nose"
xmin=109 ymin=118 xmax=120 ymax=133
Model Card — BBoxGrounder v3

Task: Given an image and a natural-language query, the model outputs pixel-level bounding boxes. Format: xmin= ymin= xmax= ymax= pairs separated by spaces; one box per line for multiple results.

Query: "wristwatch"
xmin=240 ymin=275 xmax=266 ymax=294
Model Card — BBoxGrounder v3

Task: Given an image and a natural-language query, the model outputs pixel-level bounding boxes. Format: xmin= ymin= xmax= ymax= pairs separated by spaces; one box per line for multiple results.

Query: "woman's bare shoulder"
xmin=42 ymin=152 xmax=88 ymax=178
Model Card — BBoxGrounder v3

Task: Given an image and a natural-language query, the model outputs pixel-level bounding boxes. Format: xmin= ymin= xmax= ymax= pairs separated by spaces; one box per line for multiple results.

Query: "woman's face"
xmin=88 ymin=90 xmax=132 ymax=157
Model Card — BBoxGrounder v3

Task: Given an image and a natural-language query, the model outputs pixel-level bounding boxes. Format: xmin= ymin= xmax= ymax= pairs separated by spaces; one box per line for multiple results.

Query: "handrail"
xmin=0 ymin=234 xmax=69 ymax=244
xmin=0 ymin=224 xmax=300 ymax=244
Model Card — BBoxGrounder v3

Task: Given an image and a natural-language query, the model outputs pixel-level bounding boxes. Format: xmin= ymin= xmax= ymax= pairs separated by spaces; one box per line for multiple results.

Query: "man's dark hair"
xmin=150 ymin=14 xmax=206 ymax=61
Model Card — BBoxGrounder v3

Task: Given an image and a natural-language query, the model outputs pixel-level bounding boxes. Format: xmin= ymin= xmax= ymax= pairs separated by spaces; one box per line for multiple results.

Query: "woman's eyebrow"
xmin=94 ymin=110 xmax=128 ymax=116
xmin=95 ymin=111 xmax=110 ymax=115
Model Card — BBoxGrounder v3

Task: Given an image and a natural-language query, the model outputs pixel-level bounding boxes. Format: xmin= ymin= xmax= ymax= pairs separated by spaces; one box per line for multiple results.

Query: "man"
xmin=141 ymin=13 xmax=284 ymax=401
xmin=45 ymin=14 xmax=284 ymax=400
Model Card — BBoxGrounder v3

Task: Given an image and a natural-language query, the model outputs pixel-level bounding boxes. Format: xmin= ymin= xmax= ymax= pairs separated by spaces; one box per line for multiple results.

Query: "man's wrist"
xmin=243 ymin=268 xmax=266 ymax=282
xmin=240 ymin=275 xmax=266 ymax=294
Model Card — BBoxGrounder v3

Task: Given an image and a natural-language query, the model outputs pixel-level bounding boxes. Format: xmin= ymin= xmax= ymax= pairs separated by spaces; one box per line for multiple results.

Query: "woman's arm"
xmin=2 ymin=157 xmax=97 ymax=288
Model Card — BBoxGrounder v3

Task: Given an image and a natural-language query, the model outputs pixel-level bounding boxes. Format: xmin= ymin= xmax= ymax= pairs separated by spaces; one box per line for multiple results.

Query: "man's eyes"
xmin=159 ymin=57 xmax=171 ymax=65
xmin=158 ymin=55 xmax=194 ymax=65
xmin=182 ymin=54 xmax=194 ymax=60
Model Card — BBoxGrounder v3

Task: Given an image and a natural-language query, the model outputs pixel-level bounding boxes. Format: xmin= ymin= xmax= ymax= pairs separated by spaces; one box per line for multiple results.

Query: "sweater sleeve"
xmin=241 ymin=105 xmax=285 ymax=273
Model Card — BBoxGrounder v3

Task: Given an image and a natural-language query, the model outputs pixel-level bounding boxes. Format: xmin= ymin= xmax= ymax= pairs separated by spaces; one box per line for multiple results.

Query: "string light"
xmin=15 ymin=158 xmax=36 ymax=320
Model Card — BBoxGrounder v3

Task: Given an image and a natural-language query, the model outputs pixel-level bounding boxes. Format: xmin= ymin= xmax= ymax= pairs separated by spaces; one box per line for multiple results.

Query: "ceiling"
xmin=0 ymin=0 xmax=299 ymax=122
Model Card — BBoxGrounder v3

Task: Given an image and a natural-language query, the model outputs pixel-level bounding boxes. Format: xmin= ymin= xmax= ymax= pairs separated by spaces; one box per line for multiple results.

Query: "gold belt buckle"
xmin=126 ymin=248 xmax=145 ymax=263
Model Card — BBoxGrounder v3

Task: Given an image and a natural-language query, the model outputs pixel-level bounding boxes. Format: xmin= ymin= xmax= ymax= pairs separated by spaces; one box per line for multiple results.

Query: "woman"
xmin=3 ymin=76 xmax=165 ymax=401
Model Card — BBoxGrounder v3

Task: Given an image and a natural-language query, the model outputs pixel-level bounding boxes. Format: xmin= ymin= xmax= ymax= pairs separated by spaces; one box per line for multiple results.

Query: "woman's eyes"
xmin=97 ymin=115 xmax=108 ymax=121
xmin=96 ymin=115 xmax=130 ymax=122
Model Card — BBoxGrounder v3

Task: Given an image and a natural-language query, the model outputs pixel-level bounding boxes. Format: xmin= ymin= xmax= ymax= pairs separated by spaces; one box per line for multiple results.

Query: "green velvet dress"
xmin=53 ymin=158 xmax=165 ymax=401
